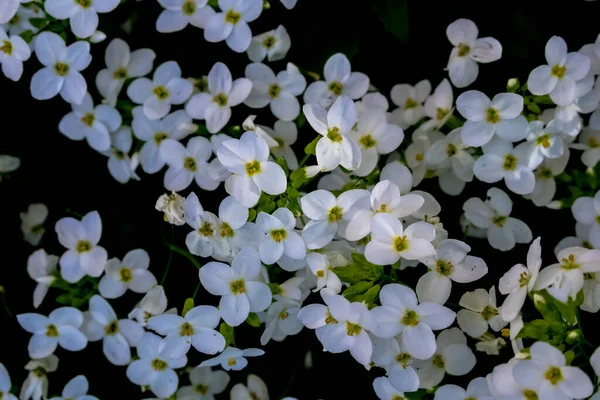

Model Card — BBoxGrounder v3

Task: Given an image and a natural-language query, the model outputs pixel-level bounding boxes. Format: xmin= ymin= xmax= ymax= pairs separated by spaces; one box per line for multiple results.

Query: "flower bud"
xmin=90 ymin=31 xmax=106 ymax=43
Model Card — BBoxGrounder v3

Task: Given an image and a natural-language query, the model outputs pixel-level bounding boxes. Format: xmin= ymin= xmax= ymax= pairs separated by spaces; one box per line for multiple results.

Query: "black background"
xmin=1 ymin=0 xmax=600 ymax=398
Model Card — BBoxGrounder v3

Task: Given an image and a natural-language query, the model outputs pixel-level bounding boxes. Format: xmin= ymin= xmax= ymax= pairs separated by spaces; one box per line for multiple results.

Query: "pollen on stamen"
xmin=184 ymin=157 xmax=198 ymax=172
xmin=245 ymin=160 xmax=262 ymax=176
xmin=263 ymin=35 xmax=277 ymax=49
xmin=229 ymin=279 xmax=246 ymax=295
xmin=359 ymin=134 xmax=377 ymax=149
xmin=154 ymin=132 xmax=168 ymax=145
xmin=213 ymin=92 xmax=228 ymax=107
xmin=76 ymin=240 xmax=92 ymax=253
xmin=457 ymin=43 xmax=470 ymax=57
xmin=328 ymin=81 xmax=344 ymax=96
xmin=326 ymin=127 xmax=343 ymax=143
xmin=119 ymin=268 xmax=132 ymax=282
xmin=153 ymin=86 xmax=170 ymax=100
xmin=54 ymin=62 xmax=70 ymax=77
xmin=404 ymin=98 xmax=418 ymax=109
xmin=486 ymin=108 xmax=500 ymax=124
xmin=503 ymin=154 xmax=517 ymax=171
xmin=551 ymin=64 xmax=566 ymax=79
xmin=81 ymin=113 xmax=95 ymax=127
xmin=225 ymin=9 xmax=241 ymax=24
xmin=268 ymin=84 xmax=281 ymax=99
xmin=327 ymin=206 xmax=343 ymax=223
xmin=0 ymin=40 xmax=13 ymax=56
xmin=270 ymin=228 xmax=287 ymax=243
xmin=393 ymin=235 xmax=408 ymax=252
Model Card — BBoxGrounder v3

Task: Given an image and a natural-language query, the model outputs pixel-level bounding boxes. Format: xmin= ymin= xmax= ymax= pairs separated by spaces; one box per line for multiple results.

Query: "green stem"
xmin=1 ymin=292 xmax=14 ymax=319
xmin=167 ymin=243 xmax=203 ymax=270
xmin=66 ymin=208 xmax=84 ymax=218
xmin=298 ymin=153 xmax=311 ymax=169
xmin=192 ymin=282 xmax=201 ymax=299
xmin=160 ymin=225 xmax=175 ymax=285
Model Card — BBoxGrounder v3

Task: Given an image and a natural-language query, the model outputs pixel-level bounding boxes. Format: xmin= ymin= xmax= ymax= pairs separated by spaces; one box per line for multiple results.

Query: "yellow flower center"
xmin=153 ymin=85 xmax=169 ymax=100
xmin=75 ymin=0 xmax=92 ymax=8
xmin=589 ymin=137 xmax=599 ymax=148
xmin=457 ymin=43 xmax=470 ymax=57
xmin=551 ymin=64 xmax=566 ymax=79
xmin=395 ymin=352 xmax=411 ymax=367
xmin=230 ymin=279 xmax=246 ymax=294
xmin=182 ymin=0 xmax=196 ymax=15
xmin=220 ymin=222 xmax=235 ymax=238
xmin=436 ymin=260 xmax=453 ymax=276
xmin=46 ymin=324 xmax=59 ymax=337
xmin=268 ymin=84 xmax=280 ymax=99
xmin=359 ymin=134 xmax=377 ymax=149
xmin=486 ymin=108 xmax=500 ymax=124
xmin=523 ymin=390 xmax=539 ymax=400
xmin=492 ymin=215 xmax=507 ymax=227
xmin=327 ymin=206 xmax=343 ymax=223
xmin=404 ymin=97 xmax=418 ymax=109
xmin=328 ymin=81 xmax=344 ymax=96
xmin=401 ymin=310 xmax=419 ymax=327
xmin=393 ymin=235 xmax=408 ymax=252
xmin=199 ymin=221 xmax=214 ymax=237
xmin=245 ymin=160 xmax=262 ymax=176
xmin=503 ymin=154 xmax=517 ymax=171
xmin=113 ymin=149 xmax=126 ymax=160
xmin=519 ymin=271 xmax=530 ymax=287
xmin=432 ymin=354 xmax=445 ymax=368
xmin=278 ymin=311 xmax=289 ymax=320
xmin=316 ymin=270 xmax=325 ymax=278
xmin=154 ymin=132 xmax=168 ymax=145
xmin=184 ymin=157 xmax=197 ymax=172
xmin=324 ymin=310 xmax=337 ymax=324
xmin=447 ymin=143 xmax=457 ymax=156
xmin=536 ymin=134 xmax=551 ymax=148
xmin=76 ymin=240 xmax=92 ymax=253
xmin=54 ymin=62 xmax=70 ymax=77
xmin=119 ymin=268 xmax=132 ymax=282
xmin=415 ymin=153 xmax=424 ymax=161
xmin=225 ymin=9 xmax=241 ymax=24
xmin=104 ymin=321 xmax=119 ymax=335
xmin=213 ymin=92 xmax=228 ymax=107
xmin=263 ymin=35 xmax=276 ymax=48
xmin=346 ymin=321 xmax=362 ymax=336
xmin=436 ymin=107 xmax=449 ymax=120
xmin=179 ymin=322 xmax=195 ymax=336
xmin=544 ymin=366 xmax=563 ymax=385
xmin=270 ymin=228 xmax=287 ymax=243
xmin=227 ymin=358 xmax=237 ymax=366
xmin=561 ymin=254 xmax=580 ymax=270
xmin=113 ymin=67 xmax=128 ymax=79
xmin=195 ymin=384 xmax=208 ymax=394
xmin=481 ymin=305 xmax=498 ymax=321
xmin=327 ymin=127 xmax=343 ymax=142
xmin=81 ymin=113 xmax=95 ymax=127
xmin=151 ymin=358 xmax=168 ymax=371
xmin=0 ymin=40 xmax=12 ymax=56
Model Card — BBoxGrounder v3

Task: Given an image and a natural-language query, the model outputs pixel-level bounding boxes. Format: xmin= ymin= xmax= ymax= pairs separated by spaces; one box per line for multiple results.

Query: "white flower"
xmin=129 ymin=285 xmax=175 ymax=326
xmin=30 ymin=32 xmax=91 ymax=104
xmin=370 ymin=335 xmax=420 ymax=392
xmin=199 ymin=247 xmax=272 ymax=326
xmin=176 ymin=367 xmax=230 ymax=400
xmin=445 ymin=18 xmax=502 ymax=88
xmin=132 ymin=108 xmax=195 ymax=174
xmin=534 ymin=246 xmax=600 ymax=301
xmin=346 ymin=180 xmax=424 ymax=242
xmin=347 ymin=108 xmax=405 ymax=177
xmin=463 ymin=187 xmax=532 ymax=251
xmin=305 ymin=252 xmax=344 ymax=293
xmin=434 ymin=377 xmax=492 ymax=400
xmin=230 ymin=374 xmax=268 ymax=400
xmin=17 ymin=307 xmax=87 ymax=359
xmin=512 ymin=341 xmax=593 ymax=399
xmin=525 ymin=152 xmax=569 ymax=207
xmin=572 ymin=190 xmax=600 ymax=248
xmin=304 ymin=95 xmax=363 ymax=172
xmin=422 ymin=78 xmax=454 ymax=130
xmin=581 ymin=271 xmax=600 ymax=313
xmin=572 ymin=127 xmax=600 ymax=168
xmin=0 ymin=26 xmax=30 ymax=81
xmin=528 ymin=36 xmax=591 ymax=106
xmin=126 ymin=332 xmax=186 ymax=398
xmin=156 ymin=0 xmax=214 ymax=33
xmin=390 ymin=80 xmax=431 ymax=128
xmin=244 ymin=62 xmax=306 ymax=121
xmin=20 ymin=203 xmax=48 ymax=246
xmin=49 ymin=375 xmax=98 ymax=400
xmin=405 ymin=130 xmax=444 ymax=186
xmin=456 ymin=90 xmax=527 ymax=147
xmin=186 ymin=62 xmax=252 ymax=133
xmin=498 ymin=237 xmax=542 ymax=322
xmin=247 ymin=25 xmax=290 ymax=62
xmin=0 ymin=363 xmax=16 ymax=400
xmin=182 ymin=192 xmax=221 ymax=258
xmin=156 ymin=191 xmax=186 ymax=225
xmin=300 ymin=188 xmax=369 ymax=249
xmin=425 ymin=128 xmax=475 ymax=185
xmin=365 ymin=213 xmax=436 ymax=266
xmin=96 ymin=38 xmax=156 ymax=105
xmin=256 ymin=208 xmax=305 ymax=265
xmin=218 ymin=131 xmax=286 ymax=207
xmin=370 ymin=283 xmax=455 ymax=360
xmin=412 ymin=328 xmax=476 ymax=389
xmin=262 ymin=120 xmax=298 ymax=169
xmin=372 ymin=376 xmax=407 ymax=400
xmin=457 ymin=287 xmax=506 ymax=338
xmin=204 ymin=0 xmax=262 ymax=52
xmin=260 ymin=299 xmax=303 ymax=345
xmin=0 ymin=154 xmax=19 ymax=175
xmin=55 ymin=211 xmax=107 ymax=283
xmin=417 ymin=239 xmax=488 ymax=305
xmin=99 ymin=249 xmax=156 ymax=299
xmin=44 ymin=0 xmax=119 ymax=38
xmin=147 ymin=305 xmax=225 ymax=358
xmin=27 ymin=249 xmax=58 ymax=308
xmin=81 ymin=295 xmax=144 ymax=365
xmin=199 ymin=347 xmax=264 ymax=371
xmin=303 ymin=53 xmax=369 ymax=109
xmin=525 ymin=120 xmax=565 ymax=169
xmin=160 ymin=137 xmax=219 ymax=191
xmin=128 ymin=61 xmax=193 ymax=120
xmin=103 ymin=127 xmax=140 ymax=184
xmin=0 ymin=0 xmax=18 ymax=24
xmin=59 ymin=93 xmax=122 ymax=152
xmin=356 ymin=92 xmax=389 ymax=113
xmin=20 ymin=355 xmax=58 ymax=400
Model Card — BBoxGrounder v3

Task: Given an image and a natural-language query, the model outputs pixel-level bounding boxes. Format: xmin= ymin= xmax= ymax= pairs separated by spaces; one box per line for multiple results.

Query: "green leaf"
xmin=527 ymin=102 xmax=541 ymax=114
xmin=295 ymin=112 xmax=307 ymax=128
xmin=182 ymin=298 xmax=194 ymax=317
xmin=356 ymin=284 xmax=381 ymax=307
xmin=290 ymin=168 xmax=307 ymax=189
xmin=304 ymin=136 xmax=320 ymax=155
xmin=29 ymin=18 xmax=49 ymax=29
xmin=55 ymin=293 xmax=72 ymax=305
xmin=219 ymin=322 xmax=235 ymax=347
xmin=405 ymin=389 xmax=427 ymax=400
xmin=564 ymin=349 xmax=576 ymax=365
xmin=245 ymin=312 xmax=261 ymax=328
xmin=516 ymin=319 xmax=564 ymax=341
xmin=373 ymin=0 xmax=409 ymax=44
xmin=534 ymin=290 xmax=580 ymax=326
xmin=276 ymin=198 xmax=287 ymax=208
xmin=247 ymin=209 xmax=256 ymax=222
xmin=276 ymin=157 xmax=289 ymax=175
xmin=257 ymin=200 xmax=276 ymax=215
xmin=19 ymin=30 xmax=34 ymax=44
xmin=332 ymin=253 xmax=383 ymax=284
xmin=342 ymin=281 xmax=374 ymax=301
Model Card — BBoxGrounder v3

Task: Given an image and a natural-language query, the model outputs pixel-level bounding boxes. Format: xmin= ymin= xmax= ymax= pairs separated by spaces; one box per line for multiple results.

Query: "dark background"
xmin=1 ymin=0 xmax=599 ymax=398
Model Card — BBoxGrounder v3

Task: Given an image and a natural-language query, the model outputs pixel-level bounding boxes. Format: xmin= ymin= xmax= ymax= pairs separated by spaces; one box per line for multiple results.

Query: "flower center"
xmin=31 ymin=224 xmax=44 ymax=234
xmin=199 ymin=221 xmax=214 ymax=237
xmin=74 ymin=0 xmax=92 ymax=8
xmin=245 ymin=160 xmax=262 ymax=176
xmin=113 ymin=149 xmax=126 ymax=160
xmin=584 ymin=272 xmax=596 ymax=280
xmin=46 ymin=324 xmax=59 ymax=337
xmin=316 ymin=270 xmax=325 ymax=278
xmin=328 ymin=81 xmax=344 ymax=96
xmin=182 ymin=0 xmax=196 ymax=15
xmin=179 ymin=322 xmax=195 ymax=336
xmin=447 ymin=143 xmax=457 ymax=156
xmin=0 ymin=40 xmax=12 ymax=56
xmin=119 ymin=268 xmax=132 ymax=282
xmin=404 ymin=97 xmax=418 ymax=109
xmin=481 ymin=305 xmax=498 ymax=321
xmin=105 ymin=320 xmax=119 ymax=335
xmin=33 ymin=367 xmax=47 ymax=377
xmin=8 ymin=14 xmax=19 ymax=25
xmin=359 ymin=134 xmax=377 ymax=149
xmin=326 ymin=127 xmax=343 ymax=142
xmin=503 ymin=154 xmax=517 ymax=171
xmin=274 ymin=138 xmax=285 ymax=148
xmin=113 ymin=67 xmax=128 ymax=79
xmin=519 ymin=271 xmax=530 ymax=287
xmin=76 ymin=240 xmax=92 ymax=253
xmin=183 ymin=157 xmax=197 ymax=172
xmin=225 ymin=9 xmax=241 ymax=24
xmin=395 ymin=352 xmax=412 ymax=367
xmin=486 ymin=108 xmax=500 ymax=124
xmin=268 ymin=84 xmax=281 ymax=99
xmin=345 ymin=321 xmax=362 ymax=336
xmin=270 ymin=228 xmax=287 ymax=243
xmin=432 ymin=354 xmax=445 ymax=369
xmin=561 ymin=254 xmax=580 ymax=270
xmin=376 ymin=204 xmax=389 ymax=213
xmin=54 ymin=62 xmax=70 ymax=77
xmin=81 ymin=112 xmax=95 ymax=127
xmin=492 ymin=215 xmax=507 ymax=227
xmin=544 ymin=366 xmax=563 ymax=385
xmin=457 ymin=43 xmax=470 ymax=57
xmin=551 ymin=64 xmax=566 ymax=79
xmin=436 ymin=259 xmax=453 ymax=276
xmin=263 ymin=35 xmax=276 ymax=48
xmin=153 ymin=85 xmax=169 ymax=100
xmin=278 ymin=310 xmax=289 ymax=320
xmin=227 ymin=358 xmax=237 ymax=366
xmin=415 ymin=153 xmax=424 ymax=161
xmin=393 ymin=235 xmax=408 ymax=252
xmin=401 ymin=309 xmax=419 ymax=327
xmin=230 ymin=278 xmax=246 ymax=295
xmin=220 ymin=222 xmax=235 ymax=238
xmin=151 ymin=358 xmax=168 ymax=371
xmin=325 ymin=310 xmax=337 ymax=324
xmin=537 ymin=167 xmax=552 ymax=179
xmin=523 ymin=390 xmax=539 ymax=400
xmin=589 ymin=137 xmax=600 ymax=148
xmin=154 ymin=132 xmax=168 ymax=145
xmin=327 ymin=206 xmax=343 ymax=223
xmin=536 ymin=134 xmax=551 ymax=148
xmin=213 ymin=92 xmax=228 ymax=107
xmin=436 ymin=107 xmax=449 ymax=120
xmin=195 ymin=384 xmax=208 ymax=394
